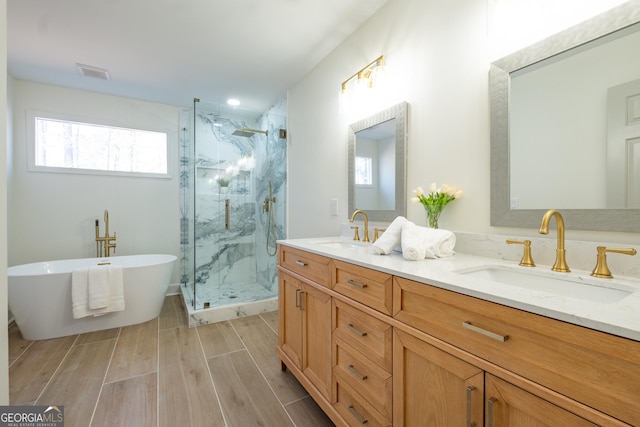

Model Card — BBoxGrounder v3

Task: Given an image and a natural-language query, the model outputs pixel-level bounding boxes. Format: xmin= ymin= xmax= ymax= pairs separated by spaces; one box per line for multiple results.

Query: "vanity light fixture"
xmin=339 ymin=55 xmax=385 ymax=113
xmin=341 ymin=55 xmax=385 ymax=95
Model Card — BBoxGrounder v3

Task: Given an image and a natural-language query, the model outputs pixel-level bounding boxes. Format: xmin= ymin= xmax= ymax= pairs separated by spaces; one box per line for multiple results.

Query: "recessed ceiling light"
xmin=227 ymin=98 xmax=240 ymax=106
xmin=76 ymin=63 xmax=110 ymax=80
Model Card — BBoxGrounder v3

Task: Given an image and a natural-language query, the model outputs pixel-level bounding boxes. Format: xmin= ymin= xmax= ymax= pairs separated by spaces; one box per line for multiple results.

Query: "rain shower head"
xmin=232 ymin=127 xmax=268 ymax=137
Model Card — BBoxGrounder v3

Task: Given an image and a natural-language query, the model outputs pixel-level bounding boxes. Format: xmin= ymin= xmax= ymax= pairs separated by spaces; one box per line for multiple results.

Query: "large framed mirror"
xmin=348 ymin=101 xmax=408 ymax=221
xmin=490 ymin=0 xmax=640 ymax=232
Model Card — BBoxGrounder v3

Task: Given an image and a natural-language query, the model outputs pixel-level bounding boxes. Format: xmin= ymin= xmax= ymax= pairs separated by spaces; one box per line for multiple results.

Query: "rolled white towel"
xmin=401 ymin=223 xmax=457 ymax=261
xmin=423 ymin=228 xmax=456 ymax=259
xmin=401 ymin=222 xmax=426 ymax=261
xmin=372 ymin=216 xmax=409 ymax=255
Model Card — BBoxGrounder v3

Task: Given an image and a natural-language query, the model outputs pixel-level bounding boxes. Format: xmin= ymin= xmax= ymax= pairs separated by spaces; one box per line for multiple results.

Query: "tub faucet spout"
xmin=95 ymin=209 xmax=117 ymax=257
xmin=538 ymin=209 xmax=570 ymax=272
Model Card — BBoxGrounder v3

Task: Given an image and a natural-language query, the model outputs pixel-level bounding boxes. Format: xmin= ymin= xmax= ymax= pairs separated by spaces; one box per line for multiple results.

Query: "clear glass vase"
xmin=424 ymin=204 xmax=444 ymax=229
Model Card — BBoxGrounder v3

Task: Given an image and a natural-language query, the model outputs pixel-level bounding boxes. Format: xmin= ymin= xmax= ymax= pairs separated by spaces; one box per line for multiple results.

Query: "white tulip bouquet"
xmin=411 ymin=183 xmax=463 ymax=228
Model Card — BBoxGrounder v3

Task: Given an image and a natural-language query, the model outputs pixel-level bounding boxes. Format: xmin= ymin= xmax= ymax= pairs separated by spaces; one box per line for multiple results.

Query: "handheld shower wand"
xmin=264 ymin=181 xmax=277 ymax=256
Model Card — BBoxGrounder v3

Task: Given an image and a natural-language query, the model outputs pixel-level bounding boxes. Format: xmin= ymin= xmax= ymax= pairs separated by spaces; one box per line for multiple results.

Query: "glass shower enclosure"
xmin=179 ymin=99 xmax=286 ymax=325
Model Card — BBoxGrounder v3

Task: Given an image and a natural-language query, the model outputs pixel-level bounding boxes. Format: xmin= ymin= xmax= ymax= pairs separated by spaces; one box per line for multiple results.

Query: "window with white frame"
xmin=31 ymin=114 xmax=168 ymax=177
xmin=355 ymin=156 xmax=373 ymax=186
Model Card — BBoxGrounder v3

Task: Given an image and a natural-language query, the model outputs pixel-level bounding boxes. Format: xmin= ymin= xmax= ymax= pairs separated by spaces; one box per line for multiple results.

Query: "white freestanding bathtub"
xmin=8 ymin=254 xmax=177 ymax=340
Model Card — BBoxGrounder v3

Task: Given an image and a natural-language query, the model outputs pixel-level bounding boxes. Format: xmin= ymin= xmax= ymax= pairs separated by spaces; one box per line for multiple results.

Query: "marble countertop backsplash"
xmin=339 ymin=223 xmax=640 ymax=278
xmin=454 ymin=231 xmax=640 ymax=278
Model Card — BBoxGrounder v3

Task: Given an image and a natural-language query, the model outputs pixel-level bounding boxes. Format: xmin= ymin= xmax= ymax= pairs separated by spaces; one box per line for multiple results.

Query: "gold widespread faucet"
xmin=350 ymin=225 xmax=360 ymax=241
xmin=591 ymin=246 xmax=637 ymax=279
xmin=538 ymin=209 xmax=570 ymax=272
xmin=506 ymin=239 xmax=535 ymax=267
xmin=95 ymin=209 xmax=117 ymax=257
xmin=349 ymin=209 xmax=370 ymax=243
xmin=374 ymin=227 xmax=387 ymax=242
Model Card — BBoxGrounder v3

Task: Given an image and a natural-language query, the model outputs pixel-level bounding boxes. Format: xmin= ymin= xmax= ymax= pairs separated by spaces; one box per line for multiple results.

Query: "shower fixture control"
xmin=265 ymin=181 xmax=278 ymax=256
xmin=95 ymin=209 xmax=117 ymax=257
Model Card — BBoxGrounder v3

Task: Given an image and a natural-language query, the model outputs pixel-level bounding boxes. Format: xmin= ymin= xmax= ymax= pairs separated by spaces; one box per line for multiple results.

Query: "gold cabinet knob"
xmin=506 ymin=239 xmax=536 ymax=267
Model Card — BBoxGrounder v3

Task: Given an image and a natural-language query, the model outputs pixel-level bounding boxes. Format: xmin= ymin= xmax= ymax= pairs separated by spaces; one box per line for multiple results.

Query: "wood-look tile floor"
xmin=8 ymin=295 xmax=335 ymax=427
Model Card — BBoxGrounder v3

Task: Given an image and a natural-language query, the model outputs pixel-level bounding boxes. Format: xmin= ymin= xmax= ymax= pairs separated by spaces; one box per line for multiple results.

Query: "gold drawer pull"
xmin=488 ymin=397 xmax=498 ymax=427
xmin=347 ymin=279 xmax=367 ymax=289
xmin=295 ymin=289 xmax=305 ymax=310
xmin=347 ymin=364 xmax=367 ymax=381
xmin=295 ymin=260 xmax=307 ymax=267
xmin=462 ymin=321 xmax=509 ymax=342
xmin=466 ymin=386 xmax=477 ymax=427
xmin=347 ymin=405 xmax=368 ymax=424
xmin=347 ymin=323 xmax=367 ymax=337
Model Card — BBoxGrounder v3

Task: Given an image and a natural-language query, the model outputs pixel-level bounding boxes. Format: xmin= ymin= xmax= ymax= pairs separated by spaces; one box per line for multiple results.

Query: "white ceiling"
xmin=7 ymin=0 xmax=389 ymax=117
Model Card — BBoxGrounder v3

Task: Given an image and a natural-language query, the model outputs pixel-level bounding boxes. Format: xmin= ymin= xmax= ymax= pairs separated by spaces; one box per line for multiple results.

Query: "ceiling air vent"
xmin=76 ymin=63 xmax=110 ymax=80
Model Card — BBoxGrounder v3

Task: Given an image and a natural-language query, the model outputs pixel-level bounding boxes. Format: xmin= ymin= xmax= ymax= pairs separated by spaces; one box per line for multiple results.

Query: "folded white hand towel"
xmin=401 ymin=223 xmax=457 ymax=261
xmin=88 ymin=266 xmax=110 ymax=309
xmin=72 ymin=268 xmax=90 ymax=319
xmin=72 ymin=266 xmax=125 ymax=319
xmin=106 ymin=266 xmax=125 ymax=313
xmin=372 ymin=216 xmax=409 ymax=255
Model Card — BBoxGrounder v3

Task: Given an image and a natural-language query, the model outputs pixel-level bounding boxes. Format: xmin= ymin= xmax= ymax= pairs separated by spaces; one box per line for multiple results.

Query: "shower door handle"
xmin=225 ymin=199 xmax=230 ymax=230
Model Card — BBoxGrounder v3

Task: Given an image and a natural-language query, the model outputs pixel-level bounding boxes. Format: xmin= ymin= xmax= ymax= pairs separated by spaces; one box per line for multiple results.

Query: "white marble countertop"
xmin=278 ymin=236 xmax=640 ymax=342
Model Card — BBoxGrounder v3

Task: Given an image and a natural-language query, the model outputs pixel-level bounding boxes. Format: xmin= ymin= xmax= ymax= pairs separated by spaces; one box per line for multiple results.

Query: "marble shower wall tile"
xmin=179 ymin=100 xmax=287 ymax=310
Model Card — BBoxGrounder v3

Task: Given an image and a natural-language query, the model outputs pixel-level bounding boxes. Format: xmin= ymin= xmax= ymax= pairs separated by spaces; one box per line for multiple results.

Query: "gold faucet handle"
xmin=591 ymin=246 xmax=637 ymax=279
xmin=506 ymin=239 xmax=536 ymax=267
xmin=373 ymin=227 xmax=386 ymax=242
xmin=351 ymin=226 xmax=360 ymax=241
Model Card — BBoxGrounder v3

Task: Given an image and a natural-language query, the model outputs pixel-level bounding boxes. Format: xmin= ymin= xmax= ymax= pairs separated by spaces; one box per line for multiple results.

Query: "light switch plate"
xmin=331 ymin=198 xmax=338 ymax=216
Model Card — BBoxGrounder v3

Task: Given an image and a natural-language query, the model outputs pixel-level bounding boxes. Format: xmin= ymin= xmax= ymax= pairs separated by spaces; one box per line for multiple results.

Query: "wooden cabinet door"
xmin=485 ymin=374 xmax=599 ymax=427
xmin=278 ymin=272 xmax=303 ymax=369
xmin=393 ymin=329 xmax=484 ymax=427
xmin=301 ymin=281 xmax=333 ymax=400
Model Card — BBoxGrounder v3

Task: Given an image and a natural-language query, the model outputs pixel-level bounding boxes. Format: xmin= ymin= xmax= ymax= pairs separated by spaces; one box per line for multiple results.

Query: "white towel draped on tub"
xmin=401 ymin=222 xmax=456 ymax=261
xmin=372 ymin=216 xmax=408 ymax=255
xmin=72 ymin=265 xmax=125 ymax=319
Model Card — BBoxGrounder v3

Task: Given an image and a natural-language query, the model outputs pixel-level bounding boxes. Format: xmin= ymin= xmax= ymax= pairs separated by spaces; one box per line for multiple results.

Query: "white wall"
xmin=287 ymin=0 xmax=639 ymax=245
xmin=10 ymin=81 xmax=181 ymax=282
xmin=288 ymin=0 xmax=490 ymax=237
xmin=1 ymin=0 xmax=9 ymax=404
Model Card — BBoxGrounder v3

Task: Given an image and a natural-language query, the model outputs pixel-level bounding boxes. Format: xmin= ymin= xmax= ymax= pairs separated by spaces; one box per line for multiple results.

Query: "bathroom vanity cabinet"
xmin=276 ymin=243 xmax=639 ymax=427
xmin=278 ymin=246 xmax=333 ymax=400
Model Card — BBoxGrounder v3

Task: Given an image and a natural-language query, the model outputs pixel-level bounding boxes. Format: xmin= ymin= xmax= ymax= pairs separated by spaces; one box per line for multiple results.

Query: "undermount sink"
xmin=311 ymin=239 xmax=371 ymax=250
xmin=454 ymin=265 xmax=637 ymax=303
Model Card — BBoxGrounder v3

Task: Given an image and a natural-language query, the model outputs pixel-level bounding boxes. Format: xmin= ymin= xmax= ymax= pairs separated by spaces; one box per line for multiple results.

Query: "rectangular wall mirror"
xmin=348 ymin=102 xmax=408 ymax=221
xmin=490 ymin=0 xmax=640 ymax=232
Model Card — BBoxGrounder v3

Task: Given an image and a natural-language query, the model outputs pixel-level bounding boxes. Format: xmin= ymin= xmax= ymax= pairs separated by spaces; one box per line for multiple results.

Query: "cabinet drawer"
xmin=278 ymin=245 xmax=331 ymax=287
xmin=333 ymin=299 xmax=392 ymax=372
xmin=485 ymin=374 xmax=599 ymax=426
xmin=333 ymin=259 xmax=392 ymax=314
xmin=393 ymin=276 xmax=640 ymax=426
xmin=334 ymin=373 xmax=391 ymax=427
xmin=334 ymin=337 xmax=392 ymax=420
